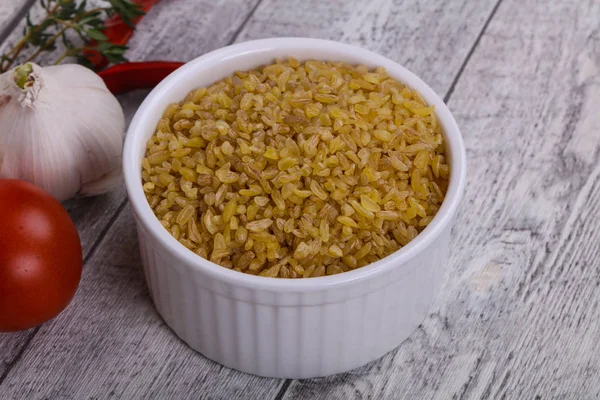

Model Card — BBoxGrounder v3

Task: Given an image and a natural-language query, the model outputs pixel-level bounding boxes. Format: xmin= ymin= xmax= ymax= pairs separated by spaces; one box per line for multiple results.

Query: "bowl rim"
xmin=123 ymin=37 xmax=467 ymax=292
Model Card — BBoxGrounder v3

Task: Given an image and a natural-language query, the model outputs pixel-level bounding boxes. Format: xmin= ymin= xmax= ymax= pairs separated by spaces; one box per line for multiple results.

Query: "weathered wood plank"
xmin=0 ymin=0 xmax=66 ymax=380
xmin=0 ymin=0 xmax=263 ymax=389
xmin=5 ymin=0 xmax=597 ymax=398
xmin=124 ymin=0 xmax=261 ymax=62
xmin=0 ymin=0 xmax=35 ymax=45
xmin=3 ymin=2 xmax=502 ymax=397
xmin=235 ymin=0 xmax=497 ymax=97
xmin=0 ymin=0 xmax=503 ymax=397
xmin=281 ymin=0 xmax=600 ymax=398
xmin=0 ymin=0 xmax=24 ymax=25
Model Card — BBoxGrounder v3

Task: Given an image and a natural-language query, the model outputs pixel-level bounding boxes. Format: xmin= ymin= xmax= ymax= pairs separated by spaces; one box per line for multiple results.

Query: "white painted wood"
xmin=0 ymin=0 xmax=43 ymax=380
xmin=0 ymin=0 xmax=500 ymax=395
xmin=0 ymin=0 xmax=263 ymax=384
xmin=0 ymin=0 xmax=500 ymax=396
xmin=0 ymin=1 xmax=32 ymax=40
xmin=0 ymin=1 xmax=24 ymax=26
xmin=3 ymin=0 xmax=598 ymax=398
xmin=0 ymin=0 xmax=24 ymax=19
xmin=281 ymin=0 xmax=600 ymax=398
xmin=235 ymin=0 xmax=495 ymax=97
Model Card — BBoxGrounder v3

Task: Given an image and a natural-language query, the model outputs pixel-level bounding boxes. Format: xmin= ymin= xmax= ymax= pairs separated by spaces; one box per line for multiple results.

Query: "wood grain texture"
xmin=0 ymin=0 xmax=262 ymax=387
xmin=0 ymin=0 xmax=272 ymax=398
xmin=0 ymin=0 xmax=501 ymax=397
xmin=0 ymin=0 xmax=24 ymax=23
xmin=235 ymin=0 xmax=496 ymax=97
xmin=0 ymin=0 xmax=48 ymax=380
xmin=281 ymin=0 xmax=600 ymax=398
xmin=0 ymin=0 xmax=34 ymax=44
xmin=1 ymin=0 xmax=598 ymax=398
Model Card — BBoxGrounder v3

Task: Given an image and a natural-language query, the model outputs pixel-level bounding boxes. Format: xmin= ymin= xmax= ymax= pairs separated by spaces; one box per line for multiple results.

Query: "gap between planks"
xmin=228 ymin=0 xmax=264 ymax=46
xmin=443 ymin=0 xmax=504 ymax=104
xmin=0 ymin=0 xmax=36 ymax=46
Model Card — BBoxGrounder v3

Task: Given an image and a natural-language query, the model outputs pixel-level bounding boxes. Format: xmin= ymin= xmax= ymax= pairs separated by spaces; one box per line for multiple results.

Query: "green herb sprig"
xmin=0 ymin=0 xmax=144 ymax=73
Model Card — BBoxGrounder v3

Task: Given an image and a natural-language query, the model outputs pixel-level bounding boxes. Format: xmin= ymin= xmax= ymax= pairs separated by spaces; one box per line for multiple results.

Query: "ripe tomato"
xmin=0 ymin=179 xmax=82 ymax=332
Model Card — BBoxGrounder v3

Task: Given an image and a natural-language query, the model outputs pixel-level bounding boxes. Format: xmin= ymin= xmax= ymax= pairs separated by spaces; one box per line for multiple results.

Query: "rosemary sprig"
xmin=0 ymin=0 xmax=144 ymax=73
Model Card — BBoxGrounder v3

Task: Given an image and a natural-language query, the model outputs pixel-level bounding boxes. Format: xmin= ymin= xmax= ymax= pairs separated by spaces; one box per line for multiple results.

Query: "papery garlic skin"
xmin=0 ymin=63 xmax=125 ymax=201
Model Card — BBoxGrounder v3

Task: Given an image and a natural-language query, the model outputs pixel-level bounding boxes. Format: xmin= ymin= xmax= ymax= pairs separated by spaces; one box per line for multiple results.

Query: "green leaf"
xmin=77 ymin=0 xmax=87 ymax=14
xmin=0 ymin=0 xmax=144 ymax=71
xmin=104 ymin=52 xmax=128 ymax=64
xmin=76 ymin=54 xmax=95 ymax=70
xmin=79 ymin=13 xmax=101 ymax=26
xmin=95 ymin=41 xmax=113 ymax=52
xmin=106 ymin=0 xmax=145 ymax=27
xmin=86 ymin=29 xmax=107 ymax=41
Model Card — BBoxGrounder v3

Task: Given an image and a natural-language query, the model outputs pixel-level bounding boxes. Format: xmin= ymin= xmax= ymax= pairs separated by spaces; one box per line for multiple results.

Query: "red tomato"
xmin=0 ymin=179 xmax=82 ymax=332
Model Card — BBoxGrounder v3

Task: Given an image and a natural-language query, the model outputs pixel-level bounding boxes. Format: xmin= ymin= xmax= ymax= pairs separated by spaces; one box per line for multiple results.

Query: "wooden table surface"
xmin=1 ymin=0 xmax=600 ymax=398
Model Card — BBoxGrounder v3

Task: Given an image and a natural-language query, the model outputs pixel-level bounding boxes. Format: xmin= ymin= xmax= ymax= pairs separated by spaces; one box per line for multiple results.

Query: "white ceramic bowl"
xmin=123 ymin=37 xmax=466 ymax=379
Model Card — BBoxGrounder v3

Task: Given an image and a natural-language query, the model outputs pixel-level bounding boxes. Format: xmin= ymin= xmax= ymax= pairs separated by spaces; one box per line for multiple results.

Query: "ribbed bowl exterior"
xmin=136 ymin=213 xmax=450 ymax=379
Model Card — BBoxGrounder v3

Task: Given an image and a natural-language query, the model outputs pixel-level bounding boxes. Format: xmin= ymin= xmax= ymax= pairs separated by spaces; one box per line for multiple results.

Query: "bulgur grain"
xmin=142 ymin=58 xmax=450 ymax=278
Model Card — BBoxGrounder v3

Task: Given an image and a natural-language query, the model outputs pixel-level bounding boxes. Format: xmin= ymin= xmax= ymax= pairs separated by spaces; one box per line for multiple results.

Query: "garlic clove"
xmin=79 ymin=166 xmax=123 ymax=197
xmin=0 ymin=63 xmax=125 ymax=201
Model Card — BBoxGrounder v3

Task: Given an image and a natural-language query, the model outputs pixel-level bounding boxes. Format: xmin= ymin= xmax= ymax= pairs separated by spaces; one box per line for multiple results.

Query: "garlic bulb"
xmin=0 ymin=63 xmax=125 ymax=201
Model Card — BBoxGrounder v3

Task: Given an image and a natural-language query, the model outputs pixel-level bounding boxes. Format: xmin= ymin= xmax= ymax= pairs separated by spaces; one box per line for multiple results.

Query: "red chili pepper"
xmin=98 ymin=61 xmax=184 ymax=94
xmin=86 ymin=0 xmax=161 ymax=70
